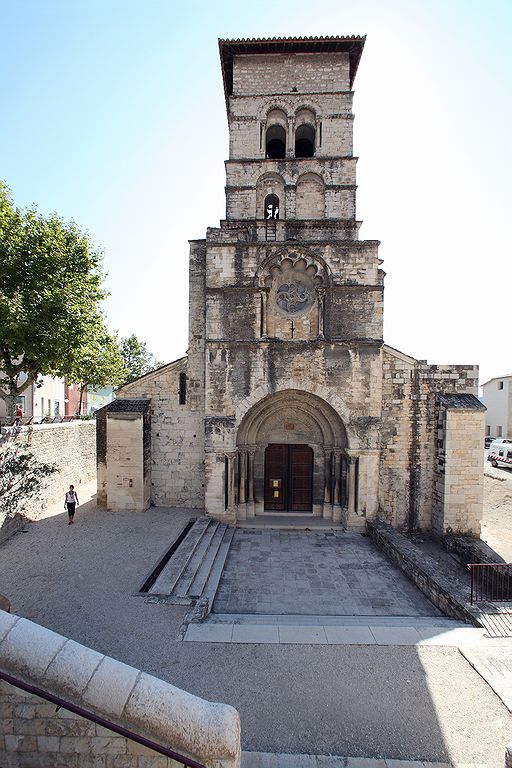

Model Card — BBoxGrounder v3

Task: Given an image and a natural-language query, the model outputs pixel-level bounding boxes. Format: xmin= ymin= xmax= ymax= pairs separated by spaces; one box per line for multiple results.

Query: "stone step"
xmin=173 ymin=520 xmax=221 ymax=597
xmin=238 ymin=514 xmax=344 ymax=531
xmin=188 ymin=523 xmax=229 ymax=599
xmin=203 ymin=525 xmax=236 ymax=609
xmin=149 ymin=516 xmax=211 ymax=595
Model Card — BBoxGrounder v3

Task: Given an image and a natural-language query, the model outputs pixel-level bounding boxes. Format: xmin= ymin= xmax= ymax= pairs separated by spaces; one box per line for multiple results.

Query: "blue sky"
xmin=1 ymin=0 xmax=511 ymax=384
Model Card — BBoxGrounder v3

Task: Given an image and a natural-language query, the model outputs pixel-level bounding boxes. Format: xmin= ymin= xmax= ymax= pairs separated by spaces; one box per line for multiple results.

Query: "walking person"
xmin=64 ymin=485 xmax=79 ymax=525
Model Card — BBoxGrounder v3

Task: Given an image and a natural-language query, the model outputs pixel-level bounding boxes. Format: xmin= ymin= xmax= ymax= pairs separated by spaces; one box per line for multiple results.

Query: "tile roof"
xmin=437 ymin=393 xmax=486 ymax=410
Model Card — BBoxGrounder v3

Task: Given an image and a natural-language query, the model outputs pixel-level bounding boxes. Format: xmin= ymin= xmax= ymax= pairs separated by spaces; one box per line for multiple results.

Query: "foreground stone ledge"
xmin=0 ymin=610 xmax=241 ymax=768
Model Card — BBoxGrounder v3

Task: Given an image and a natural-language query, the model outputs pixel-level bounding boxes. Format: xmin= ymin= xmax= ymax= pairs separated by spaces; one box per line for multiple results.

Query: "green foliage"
xmin=0 ymin=181 xmax=108 ymax=418
xmin=121 ymin=334 xmax=164 ymax=384
xmin=67 ymin=329 xmax=127 ymax=411
xmin=0 ymin=442 xmax=58 ymax=519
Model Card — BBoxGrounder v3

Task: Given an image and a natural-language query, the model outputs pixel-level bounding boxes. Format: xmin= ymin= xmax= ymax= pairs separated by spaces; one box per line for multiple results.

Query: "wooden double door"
xmin=264 ymin=444 xmax=313 ymax=512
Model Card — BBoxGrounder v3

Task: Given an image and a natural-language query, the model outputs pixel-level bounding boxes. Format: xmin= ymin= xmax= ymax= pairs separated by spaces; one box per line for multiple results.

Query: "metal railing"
xmin=467 ymin=563 xmax=512 ymax=605
xmin=0 ymin=671 xmax=207 ymax=768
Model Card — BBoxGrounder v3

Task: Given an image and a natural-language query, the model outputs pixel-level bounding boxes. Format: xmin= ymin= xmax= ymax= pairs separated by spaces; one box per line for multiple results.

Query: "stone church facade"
xmin=97 ymin=36 xmax=485 ymax=535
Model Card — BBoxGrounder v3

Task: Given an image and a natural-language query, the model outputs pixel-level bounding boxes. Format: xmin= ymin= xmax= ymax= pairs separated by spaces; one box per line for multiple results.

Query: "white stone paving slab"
xmin=185 ymin=623 xmax=234 ymax=642
xmin=278 ymin=625 xmax=329 ymax=644
xmin=324 ymin=626 xmax=377 ymax=645
xmin=231 ymin=624 xmax=280 ymax=643
xmin=183 ymin=618 xmax=512 ymax=649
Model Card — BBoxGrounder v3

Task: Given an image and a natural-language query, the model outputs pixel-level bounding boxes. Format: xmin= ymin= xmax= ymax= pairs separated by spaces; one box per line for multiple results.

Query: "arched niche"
xmin=296 ymin=172 xmax=325 ymax=219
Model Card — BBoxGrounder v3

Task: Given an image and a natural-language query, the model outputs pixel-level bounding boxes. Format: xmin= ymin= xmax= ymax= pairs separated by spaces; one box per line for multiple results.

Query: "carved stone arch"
xmin=256 ymin=172 xmax=285 ymax=220
xmin=254 ymin=246 xmax=331 ymax=288
xmin=235 ymin=385 xmax=352 ymax=448
xmin=256 ymin=99 xmax=294 ymax=121
xmin=294 ymin=101 xmax=323 ymax=120
xmin=296 ymin=171 xmax=325 ymax=219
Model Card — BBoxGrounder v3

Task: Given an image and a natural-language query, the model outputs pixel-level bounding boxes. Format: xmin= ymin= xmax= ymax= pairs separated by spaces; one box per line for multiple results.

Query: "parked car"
xmin=485 ymin=436 xmax=495 ymax=448
xmin=488 ymin=440 xmax=512 ymax=468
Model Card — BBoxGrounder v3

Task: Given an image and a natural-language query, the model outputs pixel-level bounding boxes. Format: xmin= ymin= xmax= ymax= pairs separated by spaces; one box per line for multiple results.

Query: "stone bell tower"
xmin=199 ymin=36 xmax=383 ymax=527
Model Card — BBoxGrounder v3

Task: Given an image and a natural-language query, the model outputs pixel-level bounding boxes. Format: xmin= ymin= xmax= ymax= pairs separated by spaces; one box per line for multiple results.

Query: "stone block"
xmin=82 ymin=656 xmax=140 ymax=718
xmin=44 ymin=638 xmax=104 ymax=700
xmin=0 ymin=617 xmax=66 ymax=679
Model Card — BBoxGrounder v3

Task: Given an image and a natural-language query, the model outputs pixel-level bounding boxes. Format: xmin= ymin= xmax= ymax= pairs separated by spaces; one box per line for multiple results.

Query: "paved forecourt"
xmin=213 ymin=528 xmax=442 ymax=617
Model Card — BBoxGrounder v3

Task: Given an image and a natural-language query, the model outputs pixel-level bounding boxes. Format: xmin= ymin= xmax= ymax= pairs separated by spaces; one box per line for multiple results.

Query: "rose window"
xmin=276 ymin=281 xmax=310 ymax=314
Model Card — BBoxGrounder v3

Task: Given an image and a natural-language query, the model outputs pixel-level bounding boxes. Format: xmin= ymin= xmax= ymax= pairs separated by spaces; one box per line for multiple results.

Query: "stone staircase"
xmin=148 ymin=517 xmax=235 ymax=608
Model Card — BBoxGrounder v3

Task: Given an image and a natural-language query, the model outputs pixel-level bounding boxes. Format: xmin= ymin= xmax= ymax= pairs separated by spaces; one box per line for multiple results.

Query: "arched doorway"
xmin=235 ymin=389 xmax=349 ymax=520
xmin=264 ymin=443 xmax=313 ymax=512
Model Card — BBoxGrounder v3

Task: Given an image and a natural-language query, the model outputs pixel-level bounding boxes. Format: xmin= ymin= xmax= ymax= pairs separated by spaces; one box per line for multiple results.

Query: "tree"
xmin=120 ymin=334 xmax=164 ymax=384
xmin=67 ymin=329 xmax=127 ymax=414
xmin=0 ymin=442 xmax=58 ymax=519
xmin=0 ymin=181 xmax=107 ymax=420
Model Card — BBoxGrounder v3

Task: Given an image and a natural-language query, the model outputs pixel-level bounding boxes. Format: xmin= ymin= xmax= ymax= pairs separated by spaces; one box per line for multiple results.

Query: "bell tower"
xmin=200 ymin=37 xmax=384 ymax=525
xmin=220 ymin=36 xmax=365 ymax=242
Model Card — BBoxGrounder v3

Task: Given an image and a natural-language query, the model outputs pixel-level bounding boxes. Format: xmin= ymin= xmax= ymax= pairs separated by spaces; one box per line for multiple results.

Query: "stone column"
xmin=317 ymin=289 xmax=325 ymax=340
xmin=225 ymin=451 xmax=238 ymax=522
xmin=323 ymin=449 xmax=333 ymax=519
xmin=287 ymin=116 xmax=294 ymax=157
xmin=260 ymin=291 xmax=268 ymax=337
xmin=348 ymin=456 xmax=357 ymax=517
xmin=238 ymin=449 xmax=247 ymax=520
xmin=332 ymin=449 xmax=342 ymax=522
xmin=247 ymin=447 xmax=256 ymax=517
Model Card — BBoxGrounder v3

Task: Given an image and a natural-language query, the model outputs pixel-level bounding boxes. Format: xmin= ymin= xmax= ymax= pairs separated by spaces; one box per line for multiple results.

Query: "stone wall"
xmin=0 ymin=611 xmax=241 ymax=768
xmin=367 ymin=520 xmax=480 ymax=626
xmin=0 ymin=421 xmax=96 ymax=534
xmin=432 ymin=400 xmax=485 ymax=536
xmin=116 ymin=361 xmax=205 ymax=510
xmin=379 ymin=346 xmax=480 ymax=532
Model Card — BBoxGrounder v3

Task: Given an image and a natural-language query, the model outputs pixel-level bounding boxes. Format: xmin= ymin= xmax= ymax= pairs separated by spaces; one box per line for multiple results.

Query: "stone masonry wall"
xmin=0 ymin=679 xmax=184 ymax=767
xmin=0 ymin=421 xmax=96 ymax=533
xmin=379 ymin=346 xmax=479 ymax=532
xmin=232 ymin=52 xmax=350 ymax=96
xmin=432 ymin=407 xmax=485 ymax=536
xmin=117 ymin=360 xmax=205 ymax=509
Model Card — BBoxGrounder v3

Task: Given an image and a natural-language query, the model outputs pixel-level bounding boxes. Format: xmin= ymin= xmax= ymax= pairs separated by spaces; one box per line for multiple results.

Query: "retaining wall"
xmin=367 ymin=519 xmax=480 ymax=626
xmin=0 ymin=421 xmax=96 ymax=540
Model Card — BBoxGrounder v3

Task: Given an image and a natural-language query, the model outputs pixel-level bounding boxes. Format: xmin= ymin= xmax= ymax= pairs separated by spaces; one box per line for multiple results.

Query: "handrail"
xmin=467 ymin=562 xmax=512 ymax=605
xmin=0 ymin=670 xmax=207 ymax=768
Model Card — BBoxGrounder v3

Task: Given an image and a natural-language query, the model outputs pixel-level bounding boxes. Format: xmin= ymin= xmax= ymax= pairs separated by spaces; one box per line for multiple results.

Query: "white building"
xmin=0 ymin=375 xmax=66 ymax=422
xmin=481 ymin=375 xmax=512 ymax=439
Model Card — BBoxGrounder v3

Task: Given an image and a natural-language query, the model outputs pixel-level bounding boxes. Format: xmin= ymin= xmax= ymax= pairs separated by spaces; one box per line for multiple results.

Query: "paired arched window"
xmin=264 ymin=107 xmax=316 ymax=159
xmin=264 ymin=193 xmax=280 ymax=220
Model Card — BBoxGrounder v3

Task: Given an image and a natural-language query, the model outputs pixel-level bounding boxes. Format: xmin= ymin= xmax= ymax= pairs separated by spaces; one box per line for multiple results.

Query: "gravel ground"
xmin=1 ymin=493 xmax=511 ymax=765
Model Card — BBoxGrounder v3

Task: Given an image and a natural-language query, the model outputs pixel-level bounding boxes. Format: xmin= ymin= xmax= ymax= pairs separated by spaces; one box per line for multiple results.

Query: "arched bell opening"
xmin=266 ymin=124 xmax=286 ymax=159
xmin=264 ymin=193 xmax=280 ymax=221
xmin=295 ymin=123 xmax=315 ymax=158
